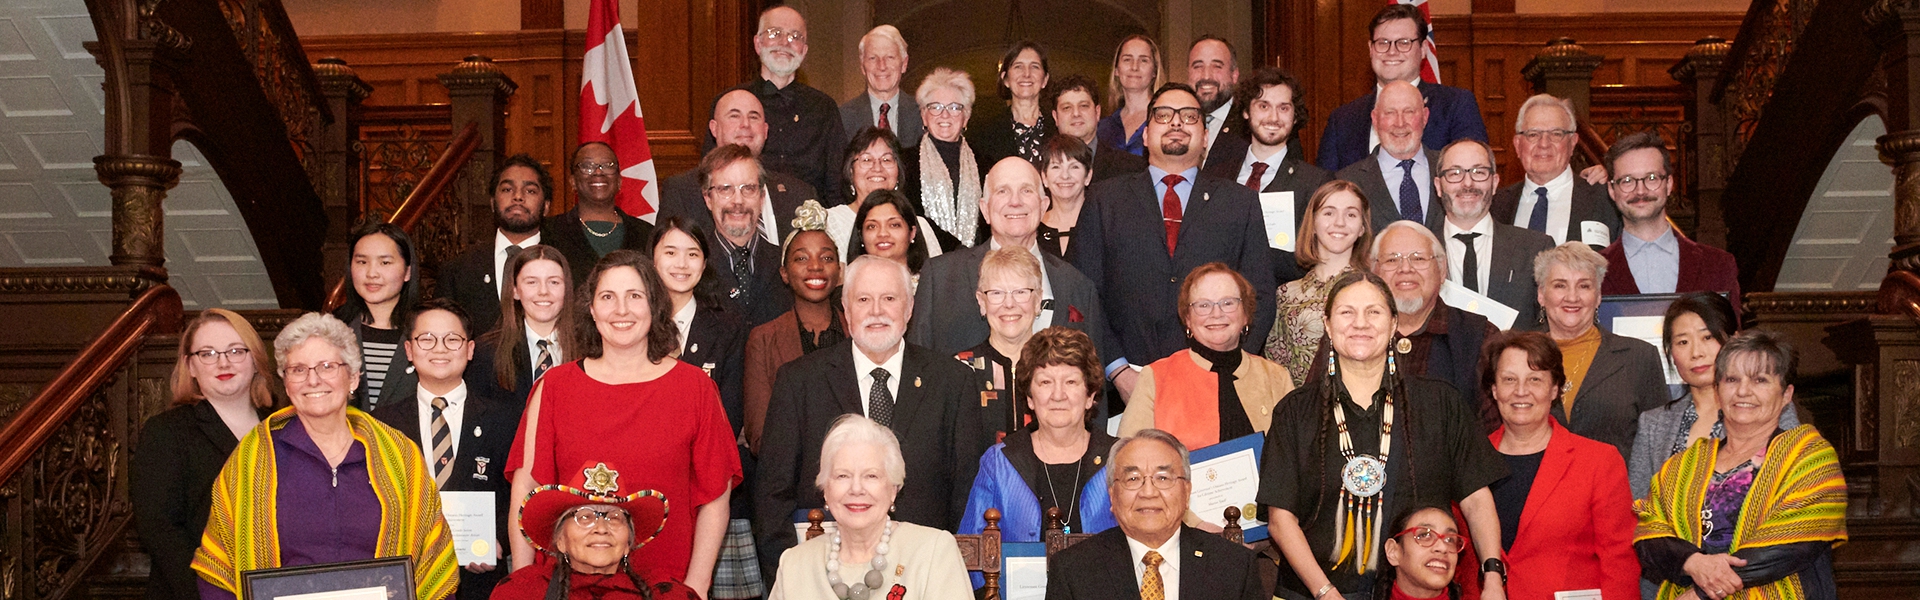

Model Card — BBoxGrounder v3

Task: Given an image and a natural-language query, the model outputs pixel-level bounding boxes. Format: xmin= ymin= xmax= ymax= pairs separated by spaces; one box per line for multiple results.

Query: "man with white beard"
xmin=753 ymin=254 xmax=983 ymax=582
xmin=699 ymin=145 xmax=792 ymax=327
xmin=1435 ymin=139 xmax=1554 ymax=330
xmin=1336 ymin=80 xmax=1444 ymax=235
xmin=715 ymin=5 xmax=846 ymax=197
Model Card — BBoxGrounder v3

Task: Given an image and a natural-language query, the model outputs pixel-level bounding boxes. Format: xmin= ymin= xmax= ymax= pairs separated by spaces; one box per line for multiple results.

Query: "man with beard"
xmin=701 ymin=144 xmax=794 ymax=327
xmin=1044 ymin=74 xmax=1146 ymax=181
xmin=1435 ymin=139 xmax=1554 ymax=330
xmin=839 ymin=25 xmax=922 ymax=150
xmin=440 ymin=155 xmax=551 ymax=334
xmin=707 ymin=6 xmax=845 ymax=197
xmin=659 ymin=89 xmax=820 ymax=240
xmin=753 ymin=255 xmax=982 ymax=583
xmin=1187 ymin=35 xmax=1247 ymax=172
xmin=1490 ymin=94 xmax=1622 ymax=250
xmin=1337 ymin=81 xmax=1444 ymax=235
xmin=543 ymin=142 xmax=656 ymax=284
xmin=1597 ymin=131 xmax=1741 ymax=311
xmin=1202 ymin=67 xmax=1331 ymax=287
xmin=1073 ymin=83 xmax=1274 ymax=402
xmin=1316 ymin=4 xmax=1488 ymax=172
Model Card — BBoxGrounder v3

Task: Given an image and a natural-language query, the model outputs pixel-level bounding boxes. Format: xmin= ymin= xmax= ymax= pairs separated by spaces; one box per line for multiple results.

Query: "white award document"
xmin=1612 ymin=315 xmax=1681 ymax=385
xmin=1554 ymin=590 xmax=1603 ymax=600
xmin=440 ymin=491 xmax=497 ymax=566
xmin=1259 ymin=191 xmax=1297 ymax=251
xmin=1580 ymin=221 xmax=1611 ymax=247
xmin=1001 ymin=543 xmax=1048 ymax=600
xmin=1440 ymin=281 xmax=1518 ymax=330
xmin=1188 ymin=435 xmax=1267 ymax=541
xmin=281 ymin=588 xmax=387 ymax=600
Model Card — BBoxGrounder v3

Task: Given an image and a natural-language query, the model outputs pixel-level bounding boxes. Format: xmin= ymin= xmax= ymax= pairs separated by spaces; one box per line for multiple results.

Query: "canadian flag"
xmin=579 ymin=0 xmax=659 ymax=219
xmin=1396 ymin=0 xmax=1443 ymax=84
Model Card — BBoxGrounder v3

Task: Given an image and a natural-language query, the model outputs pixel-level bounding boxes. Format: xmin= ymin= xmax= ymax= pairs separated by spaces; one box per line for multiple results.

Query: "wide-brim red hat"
xmin=519 ymin=461 xmax=668 ymax=555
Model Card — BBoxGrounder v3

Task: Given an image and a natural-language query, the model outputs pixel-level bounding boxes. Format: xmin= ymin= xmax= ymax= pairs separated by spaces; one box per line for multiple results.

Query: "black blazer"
xmin=656 ymin=168 xmax=823 ymax=241
xmin=541 ymin=206 xmax=657 ymax=284
xmin=131 ymin=402 xmax=270 ymax=600
xmin=1336 ymin=147 xmax=1446 ymax=236
xmin=438 ymin=229 xmax=553 ymax=337
xmin=1200 ymin=112 xmax=1251 ymax=173
xmin=970 ymin=108 xmax=1051 ymax=168
xmin=1070 ymin=170 xmax=1276 ymax=365
xmin=1089 ymin=141 xmax=1149 ymax=184
xmin=1479 ymin=222 xmax=1556 ymax=329
xmin=708 ymin=232 xmax=792 ymax=328
xmin=1490 ymin=175 xmax=1623 ymax=251
xmin=1202 ymin=146 xmax=1333 ymax=286
xmin=900 ymin=139 xmax=990 ymax=252
xmin=1044 ymin=526 xmax=1266 ymax=600
xmin=682 ymin=302 xmax=750 ymax=433
xmin=370 ymin=386 xmax=520 ymax=600
xmin=904 ymin=242 xmax=1117 ymax=364
xmin=753 ymin=341 xmax=983 ymax=583
xmin=1551 ymin=330 xmax=1670 ymax=460
xmin=464 ymin=331 xmax=537 ymax=411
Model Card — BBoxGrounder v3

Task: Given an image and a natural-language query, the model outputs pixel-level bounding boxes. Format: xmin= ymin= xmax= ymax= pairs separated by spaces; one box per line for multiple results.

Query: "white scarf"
xmin=918 ymin=132 xmax=981 ymax=246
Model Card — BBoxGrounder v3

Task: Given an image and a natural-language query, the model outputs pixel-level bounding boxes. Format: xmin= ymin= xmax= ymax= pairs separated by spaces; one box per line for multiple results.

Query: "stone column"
xmin=311 ymin=58 xmax=370 ymax=289
xmin=1670 ymin=37 xmax=1732 ymax=245
xmin=95 ymin=155 xmax=181 ymax=270
xmin=438 ymin=56 xmax=518 ymax=248
xmin=1521 ymin=38 xmax=1603 ymax=122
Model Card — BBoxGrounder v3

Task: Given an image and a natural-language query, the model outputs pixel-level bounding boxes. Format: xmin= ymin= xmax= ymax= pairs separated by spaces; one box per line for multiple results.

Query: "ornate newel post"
xmin=96 ymin=155 xmax=182 ymax=270
xmin=1522 ymin=37 xmax=1603 ymax=121
xmin=311 ymin=57 xmax=370 ymax=288
xmin=1671 ymin=37 xmax=1731 ymax=244
xmin=438 ymin=56 xmax=517 ymax=248
xmin=87 ymin=33 xmax=186 ymax=279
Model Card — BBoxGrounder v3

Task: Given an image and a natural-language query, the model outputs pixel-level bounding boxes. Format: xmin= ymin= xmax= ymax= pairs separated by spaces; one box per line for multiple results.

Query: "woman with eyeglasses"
xmin=133 ymin=309 xmax=282 ymax=600
xmin=970 ymin=41 xmax=1052 ymax=167
xmin=332 ymin=221 xmax=423 ymax=412
xmin=1370 ymin=505 xmax=1466 ymax=600
xmin=1120 ymin=263 xmax=1293 ymax=453
xmin=491 ymin=460 xmax=702 ymax=599
xmin=825 ymin=128 xmax=944 ymax=265
xmin=1097 ymin=35 xmax=1166 ymax=156
xmin=901 ymin=67 xmax=986 ymax=251
xmin=955 ymin=247 xmax=1048 ymax=444
xmin=1479 ymin=331 xmax=1638 ymax=600
xmin=192 ymin=312 xmax=456 ymax=600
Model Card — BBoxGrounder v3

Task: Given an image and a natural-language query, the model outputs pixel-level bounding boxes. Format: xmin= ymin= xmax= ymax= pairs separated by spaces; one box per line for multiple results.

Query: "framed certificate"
xmin=240 ymin=556 xmax=413 ymax=600
xmin=1000 ymin=542 xmax=1048 ymax=600
xmin=1188 ymin=433 xmax=1267 ymax=542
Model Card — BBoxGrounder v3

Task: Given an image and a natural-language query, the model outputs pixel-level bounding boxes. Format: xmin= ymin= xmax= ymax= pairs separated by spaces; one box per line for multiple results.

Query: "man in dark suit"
xmin=1489 ymin=94 xmax=1622 ymax=250
xmin=754 ymin=255 xmax=982 ymax=583
xmin=1045 ymin=430 xmax=1265 ymax=600
xmin=699 ymin=145 xmax=793 ymax=327
xmin=1596 ymin=131 xmax=1742 ymax=311
xmin=1316 ymin=4 xmax=1488 ymax=172
xmin=659 ymin=89 xmax=820 ymax=241
xmin=1202 ymin=67 xmax=1332 ymax=287
xmin=438 ymin=155 xmax=550 ymax=335
xmin=1046 ymin=74 xmax=1147 ymax=182
xmin=542 ymin=142 xmax=655 ymax=284
xmin=1187 ymin=35 xmax=1249 ymax=175
xmin=1337 ymin=81 xmax=1445 ymax=235
xmin=372 ymin=299 xmax=518 ymax=600
xmin=1435 ymin=139 xmax=1555 ymax=329
xmin=839 ymin=25 xmax=922 ymax=150
xmin=907 ymin=157 xmax=1114 ymax=359
xmin=1072 ymin=83 xmax=1275 ymax=401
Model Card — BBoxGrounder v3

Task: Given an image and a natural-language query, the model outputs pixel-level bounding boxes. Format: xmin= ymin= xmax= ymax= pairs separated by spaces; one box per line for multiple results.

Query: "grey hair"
xmin=1369 ymin=220 xmax=1447 ymax=266
xmin=814 ymin=414 xmax=908 ymax=490
xmin=915 ymin=67 xmax=976 ymax=111
xmin=842 ymin=255 xmax=915 ymax=309
xmin=1531 ymin=241 xmax=1608 ymax=285
xmin=1106 ymin=429 xmax=1191 ymax=485
xmin=1715 ymin=329 xmax=1799 ymax=389
xmin=858 ymin=25 xmax=908 ymax=58
xmin=1514 ymin=93 xmax=1577 ymax=132
xmin=273 ymin=312 xmax=362 ymax=377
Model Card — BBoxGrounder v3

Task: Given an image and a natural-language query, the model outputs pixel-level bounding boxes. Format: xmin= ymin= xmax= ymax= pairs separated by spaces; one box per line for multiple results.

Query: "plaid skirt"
xmin=710 ymin=517 xmax=764 ymax=599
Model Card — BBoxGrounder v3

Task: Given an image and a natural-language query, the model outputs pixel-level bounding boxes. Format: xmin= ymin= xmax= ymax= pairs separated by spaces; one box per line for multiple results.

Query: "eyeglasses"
xmin=1187 ymin=298 xmax=1243 ymax=316
xmin=706 ymin=182 xmax=764 ymax=199
xmin=924 ymin=102 xmax=966 ymax=116
xmin=1377 ymin=252 xmax=1435 ymax=272
xmin=1517 ymin=129 xmax=1575 ymax=144
xmin=574 ymin=161 xmax=618 ymax=176
xmin=1439 ymin=167 xmax=1494 ymax=183
xmin=1608 ymin=173 xmax=1670 ymax=192
xmin=188 ymin=347 xmax=251 ymax=365
xmin=853 ymin=154 xmax=897 ymax=170
xmin=284 ymin=361 xmax=347 ymax=380
xmin=978 ymin=287 xmax=1037 ymax=305
xmin=1116 ymin=471 xmax=1188 ymax=491
xmin=759 ymin=27 xmax=805 ymax=44
xmin=1494 ymin=373 xmax=1557 ymax=393
xmin=567 ymin=506 xmax=631 ymax=528
xmin=409 ymin=333 xmax=469 ymax=351
xmin=1392 ymin=526 xmax=1466 ymax=554
xmin=1371 ymin=38 xmax=1421 ymax=54
xmin=1149 ymin=107 xmax=1203 ymax=126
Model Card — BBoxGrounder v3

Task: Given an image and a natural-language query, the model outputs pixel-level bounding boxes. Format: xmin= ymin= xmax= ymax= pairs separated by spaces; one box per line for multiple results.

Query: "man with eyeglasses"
xmin=660 ymin=89 xmax=821 ymax=244
xmin=1316 ymin=3 xmax=1488 ymax=172
xmin=701 ymin=144 xmax=793 ymax=327
xmin=439 ymin=155 xmax=552 ymax=336
xmin=1336 ymin=81 xmax=1445 ymax=235
xmin=1596 ymin=131 xmax=1741 ymax=311
xmin=543 ymin=142 xmax=656 ymax=284
xmin=371 ymin=298 xmax=519 ymax=600
xmin=1045 ymin=429 xmax=1266 ymax=600
xmin=1073 ymin=83 xmax=1275 ymax=403
xmin=704 ymin=5 xmax=845 ymax=198
xmin=838 ymin=25 xmax=922 ymax=150
xmin=1044 ymin=74 xmax=1147 ymax=181
xmin=1490 ymin=94 xmax=1623 ymax=251
xmin=1435 ymin=139 xmax=1554 ymax=330
xmin=1202 ymin=66 xmax=1331 ymax=287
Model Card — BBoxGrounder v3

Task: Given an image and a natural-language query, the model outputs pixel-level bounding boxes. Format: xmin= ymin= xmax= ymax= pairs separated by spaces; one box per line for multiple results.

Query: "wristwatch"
xmin=1481 ymin=557 xmax=1508 ymax=585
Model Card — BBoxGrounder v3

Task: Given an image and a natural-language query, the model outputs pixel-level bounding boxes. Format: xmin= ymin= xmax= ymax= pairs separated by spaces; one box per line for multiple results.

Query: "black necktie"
xmin=868 ymin=368 xmax=895 ymax=428
xmin=1527 ymin=187 xmax=1550 ymax=233
xmin=1453 ymin=232 xmax=1483 ymax=293
xmin=1398 ymin=159 xmax=1422 ymax=223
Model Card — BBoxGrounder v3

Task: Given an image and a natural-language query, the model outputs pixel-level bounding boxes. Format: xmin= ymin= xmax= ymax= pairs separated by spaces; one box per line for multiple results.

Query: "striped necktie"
xmin=429 ymin=396 xmax=451 ymax=488
xmin=533 ymin=339 xmax=553 ymax=381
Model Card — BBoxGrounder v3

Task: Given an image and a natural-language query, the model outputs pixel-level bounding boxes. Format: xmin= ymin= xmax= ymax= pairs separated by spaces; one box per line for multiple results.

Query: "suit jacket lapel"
xmin=448 ymin=398 xmax=490 ymax=484
xmin=1675 ymin=236 xmax=1705 ymax=291
xmin=1095 ymin=532 xmax=1146 ymax=600
xmin=826 ymin=348 xmax=865 ymax=416
xmin=1509 ymin=421 xmax=1574 ymax=543
xmin=889 ymin=346 xmax=932 ymax=429
xmin=193 ymin=402 xmax=244 ymax=453
xmin=1576 ymin=337 xmax=1631 ymax=409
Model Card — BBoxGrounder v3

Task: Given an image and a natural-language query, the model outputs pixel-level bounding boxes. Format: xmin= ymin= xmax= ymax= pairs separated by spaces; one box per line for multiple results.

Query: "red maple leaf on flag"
xmin=580 ymin=0 xmax=659 ymax=218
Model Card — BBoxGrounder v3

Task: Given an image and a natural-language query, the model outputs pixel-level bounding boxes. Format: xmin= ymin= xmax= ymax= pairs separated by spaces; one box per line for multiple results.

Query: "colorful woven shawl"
xmin=1634 ymin=424 xmax=1847 ymax=600
xmin=191 ymin=406 xmax=459 ymax=600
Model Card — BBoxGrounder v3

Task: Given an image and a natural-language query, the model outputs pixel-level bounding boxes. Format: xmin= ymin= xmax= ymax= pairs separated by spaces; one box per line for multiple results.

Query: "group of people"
xmin=125 ymin=4 xmax=1847 ymax=600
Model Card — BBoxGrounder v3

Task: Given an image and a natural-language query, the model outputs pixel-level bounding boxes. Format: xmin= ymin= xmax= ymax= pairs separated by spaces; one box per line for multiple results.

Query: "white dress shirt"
xmin=1204 ymin=100 xmax=1233 ymax=152
xmin=494 ymin=230 xmax=542 ymax=295
xmin=673 ymin=301 xmax=697 ymax=353
xmin=1444 ymin=214 xmax=1495 ymax=292
xmin=1126 ymin=533 xmax=1183 ymax=600
xmin=1236 ymin=144 xmax=1289 ymax=191
xmin=852 ymin=343 xmax=905 ymax=416
xmin=868 ymin=92 xmax=900 ymax=132
xmin=987 ymin=238 xmax=1055 ymax=332
xmin=415 ymin=382 xmax=467 ymax=479
xmin=1511 ymin=168 xmax=1575 ymax=245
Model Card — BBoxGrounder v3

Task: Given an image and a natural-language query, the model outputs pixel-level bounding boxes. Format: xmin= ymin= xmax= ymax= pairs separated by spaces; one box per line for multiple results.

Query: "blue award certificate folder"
xmin=1187 ymin=433 xmax=1267 ymax=542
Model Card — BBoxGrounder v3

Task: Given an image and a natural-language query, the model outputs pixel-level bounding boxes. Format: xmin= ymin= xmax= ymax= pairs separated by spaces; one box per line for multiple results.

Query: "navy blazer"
xmin=1336 ymin=147 xmax=1446 ymax=236
xmin=1070 ymin=170 xmax=1276 ymax=366
xmin=371 ymin=385 xmax=520 ymax=600
xmin=1044 ymin=526 xmax=1266 ymax=600
xmin=1202 ymin=145 xmax=1332 ymax=286
xmin=839 ymin=91 xmax=923 ymax=149
xmin=438 ymin=229 xmax=552 ymax=336
xmin=1316 ymin=81 xmax=1489 ymax=172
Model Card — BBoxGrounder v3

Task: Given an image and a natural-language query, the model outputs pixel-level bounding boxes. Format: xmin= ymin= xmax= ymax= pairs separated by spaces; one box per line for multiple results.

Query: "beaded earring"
xmin=1387 ymin=346 xmax=1398 ymax=376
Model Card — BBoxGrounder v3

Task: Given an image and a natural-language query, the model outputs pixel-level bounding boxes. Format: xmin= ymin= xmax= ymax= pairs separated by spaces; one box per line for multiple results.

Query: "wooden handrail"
xmin=323 ymin=121 xmax=482 ymax=312
xmin=1575 ymin=122 xmax=1607 ymax=170
xmin=0 ymin=285 xmax=181 ymax=482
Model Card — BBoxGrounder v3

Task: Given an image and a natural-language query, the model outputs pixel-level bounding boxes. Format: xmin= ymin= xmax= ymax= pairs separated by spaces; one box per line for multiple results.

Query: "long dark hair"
xmin=842 ymin=127 xmax=903 ymax=203
xmin=492 ymin=244 xmax=576 ymax=391
xmin=1307 ymin=271 xmax=1415 ymax=528
xmin=1370 ymin=504 xmax=1463 ymax=600
xmin=575 ymin=249 xmax=679 ymax=362
xmin=648 ymin=217 xmax=728 ymax=311
xmin=543 ymin=515 xmax=656 ymax=600
xmin=846 ymin=188 xmax=931 ymax=273
xmin=335 ymin=221 xmax=422 ymax=327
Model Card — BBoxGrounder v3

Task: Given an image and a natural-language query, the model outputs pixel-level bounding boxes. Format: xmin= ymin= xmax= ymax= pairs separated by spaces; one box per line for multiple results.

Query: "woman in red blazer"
xmin=1480 ymin=330 xmax=1639 ymax=600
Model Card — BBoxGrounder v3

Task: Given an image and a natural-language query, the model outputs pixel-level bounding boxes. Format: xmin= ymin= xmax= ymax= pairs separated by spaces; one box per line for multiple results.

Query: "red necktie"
xmin=1245 ymin=162 xmax=1269 ymax=192
xmin=878 ymin=103 xmax=891 ymax=131
xmin=1161 ymin=173 xmax=1186 ymax=256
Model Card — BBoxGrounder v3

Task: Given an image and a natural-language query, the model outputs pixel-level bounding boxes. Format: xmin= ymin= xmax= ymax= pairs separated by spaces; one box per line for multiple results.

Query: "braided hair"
xmin=1304 ymin=270 xmax=1419 ymax=529
xmin=542 ymin=510 xmax=657 ymax=600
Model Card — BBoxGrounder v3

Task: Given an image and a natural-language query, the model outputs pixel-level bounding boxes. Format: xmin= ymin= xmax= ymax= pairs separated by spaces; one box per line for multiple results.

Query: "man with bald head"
xmin=1317 ymin=3 xmax=1488 ymax=171
xmin=1336 ymin=80 xmax=1444 ymax=235
xmin=839 ymin=25 xmax=922 ymax=149
xmin=660 ymin=88 xmax=820 ymax=242
xmin=708 ymin=5 xmax=845 ymax=196
xmin=908 ymin=157 xmax=1112 ymax=363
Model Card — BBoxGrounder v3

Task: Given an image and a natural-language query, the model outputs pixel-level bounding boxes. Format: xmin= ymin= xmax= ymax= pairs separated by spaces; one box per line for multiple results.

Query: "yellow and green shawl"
xmin=1635 ymin=424 xmax=1847 ymax=600
xmin=191 ymin=406 xmax=459 ymax=600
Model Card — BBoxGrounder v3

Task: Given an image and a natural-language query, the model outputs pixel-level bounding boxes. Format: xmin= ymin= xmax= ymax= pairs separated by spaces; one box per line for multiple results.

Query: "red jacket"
xmin=1599 ymin=229 xmax=1742 ymax=315
xmin=1489 ymin=419 xmax=1640 ymax=600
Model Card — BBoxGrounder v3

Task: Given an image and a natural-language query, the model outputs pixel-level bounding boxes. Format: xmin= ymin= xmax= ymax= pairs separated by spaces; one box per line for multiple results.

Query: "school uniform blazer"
xmin=370 ymin=386 xmax=520 ymax=600
xmin=1043 ymin=526 xmax=1266 ymax=600
xmin=904 ymin=242 xmax=1115 ymax=362
xmin=1316 ymin=80 xmax=1489 ymax=172
xmin=1488 ymin=419 xmax=1639 ymax=600
xmin=1335 ymin=147 xmax=1446 ymax=236
xmin=463 ymin=332 xmax=536 ymax=411
xmin=681 ymin=302 xmax=750 ymax=435
xmin=1202 ymin=146 xmax=1332 ymax=286
xmin=839 ymin=92 xmax=923 ymax=148
xmin=655 ymin=168 xmax=822 ymax=240
xmin=1490 ymin=176 xmax=1622 ymax=251
xmin=439 ymin=230 xmax=550 ymax=336
xmin=1598 ymin=232 xmax=1743 ymax=315
xmin=1551 ymin=330 xmax=1670 ymax=460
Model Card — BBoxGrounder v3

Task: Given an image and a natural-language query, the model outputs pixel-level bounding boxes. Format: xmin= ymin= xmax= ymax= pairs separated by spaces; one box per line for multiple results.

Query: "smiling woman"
xmin=1120 ymin=263 xmax=1294 ymax=454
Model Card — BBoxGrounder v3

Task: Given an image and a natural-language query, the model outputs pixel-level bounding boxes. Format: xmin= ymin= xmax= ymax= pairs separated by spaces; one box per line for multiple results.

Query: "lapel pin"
xmin=1194 ymin=550 xmax=1204 ymax=557
xmin=1288 ymin=166 xmax=1295 ymax=175
xmin=1202 ymin=192 xmax=1210 ymax=202
xmin=473 ymin=426 xmax=482 ymax=437
xmin=793 ymin=114 xmax=800 ymax=122
xmin=483 ymin=274 xmax=491 ymax=284
xmin=777 ymin=184 xmax=787 ymax=192
xmin=914 ymin=377 xmax=922 ymax=388
xmin=690 ymin=343 xmax=700 ymax=354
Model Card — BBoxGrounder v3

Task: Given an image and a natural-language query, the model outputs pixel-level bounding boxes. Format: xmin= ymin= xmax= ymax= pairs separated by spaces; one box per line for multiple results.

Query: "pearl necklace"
xmin=826 ymin=520 xmax=893 ymax=600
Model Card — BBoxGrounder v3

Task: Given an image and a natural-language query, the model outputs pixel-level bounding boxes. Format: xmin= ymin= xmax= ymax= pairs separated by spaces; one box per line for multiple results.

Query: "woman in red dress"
xmin=507 ymin=249 xmax=743 ymax=592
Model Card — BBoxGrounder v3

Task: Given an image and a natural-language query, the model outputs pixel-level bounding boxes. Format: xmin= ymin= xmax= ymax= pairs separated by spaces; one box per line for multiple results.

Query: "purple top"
xmin=198 ymin=418 xmax=381 ymax=600
xmin=1700 ymin=457 xmax=1760 ymax=554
